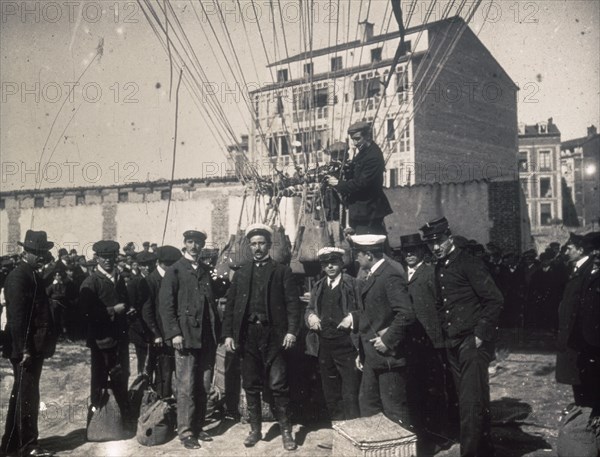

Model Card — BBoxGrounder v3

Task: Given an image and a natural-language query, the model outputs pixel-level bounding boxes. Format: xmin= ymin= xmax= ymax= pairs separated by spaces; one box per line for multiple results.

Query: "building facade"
xmin=249 ymin=17 xmax=519 ymax=187
xmin=518 ymin=118 xmax=563 ymax=230
xmin=561 ymin=125 xmax=600 ymax=227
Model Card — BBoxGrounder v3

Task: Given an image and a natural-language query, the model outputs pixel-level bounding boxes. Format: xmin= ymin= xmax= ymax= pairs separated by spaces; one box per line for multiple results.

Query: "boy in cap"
xmin=223 ymin=223 xmax=301 ymax=450
xmin=159 ymin=230 xmax=221 ymax=449
xmin=341 ymin=234 xmax=417 ymax=427
xmin=305 ymin=247 xmax=361 ymax=421
xmin=1 ymin=230 xmax=57 ymax=457
xmin=80 ymin=240 xmax=132 ymax=427
xmin=325 ymin=121 xmax=392 ymax=235
xmin=419 ymin=217 xmax=503 ymax=457
xmin=141 ymin=246 xmax=182 ymax=398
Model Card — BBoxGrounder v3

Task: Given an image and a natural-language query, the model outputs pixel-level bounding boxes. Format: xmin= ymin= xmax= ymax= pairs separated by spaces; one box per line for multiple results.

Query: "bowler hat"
xmin=18 ymin=230 xmax=54 ymax=253
xmin=399 ymin=233 xmax=424 ymax=249
xmin=419 ymin=217 xmax=451 ymax=241
xmin=566 ymin=232 xmax=585 ymax=249
xmin=583 ymin=231 xmax=600 ymax=251
xmin=156 ymin=246 xmax=182 ymax=265
xmin=183 ymin=230 xmax=207 ymax=242
xmin=93 ymin=240 xmax=120 ymax=257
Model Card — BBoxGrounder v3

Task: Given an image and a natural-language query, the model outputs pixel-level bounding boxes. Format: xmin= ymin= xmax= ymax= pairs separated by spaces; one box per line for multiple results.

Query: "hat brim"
xmin=246 ymin=229 xmax=272 ymax=240
xmin=19 ymin=241 xmax=54 ymax=252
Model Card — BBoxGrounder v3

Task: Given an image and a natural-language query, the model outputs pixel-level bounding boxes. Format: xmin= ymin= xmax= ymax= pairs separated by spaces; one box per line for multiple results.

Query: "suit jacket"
xmin=304 ymin=273 xmax=360 ymax=356
xmin=579 ymin=266 xmax=600 ymax=352
xmin=2 ymin=261 xmax=57 ymax=360
xmin=222 ymin=258 xmax=301 ymax=347
xmin=141 ymin=269 xmax=164 ymax=340
xmin=158 ymin=257 xmax=221 ymax=349
xmin=407 ymin=262 xmax=445 ymax=349
xmin=127 ymin=274 xmax=153 ymax=345
xmin=335 ymin=142 xmax=392 ymax=223
xmin=352 ymin=260 xmax=416 ymax=370
xmin=80 ymin=270 xmax=129 ymax=349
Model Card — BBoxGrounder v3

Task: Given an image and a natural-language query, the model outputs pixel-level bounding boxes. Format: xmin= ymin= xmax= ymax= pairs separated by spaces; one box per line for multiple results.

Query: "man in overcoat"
xmin=326 ymin=121 xmax=393 ymax=235
xmin=420 ymin=217 xmax=503 ymax=457
xmin=305 ymin=247 xmax=361 ymax=421
xmin=343 ymin=234 xmax=416 ymax=428
xmin=1 ymin=230 xmax=57 ymax=457
xmin=141 ymin=245 xmax=182 ymax=398
xmin=159 ymin=230 xmax=221 ymax=450
xmin=223 ymin=223 xmax=301 ymax=451
xmin=79 ymin=240 xmax=131 ymax=424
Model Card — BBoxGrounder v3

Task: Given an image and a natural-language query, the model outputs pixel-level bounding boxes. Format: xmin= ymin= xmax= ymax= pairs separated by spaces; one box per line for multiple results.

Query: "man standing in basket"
xmin=326 ymin=121 xmax=393 ymax=235
xmin=159 ymin=230 xmax=221 ymax=450
xmin=420 ymin=217 xmax=503 ymax=457
xmin=1 ymin=230 xmax=57 ymax=457
xmin=340 ymin=234 xmax=416 ymax=428
xmin=223 ymin=223 xmax=301 ymax=451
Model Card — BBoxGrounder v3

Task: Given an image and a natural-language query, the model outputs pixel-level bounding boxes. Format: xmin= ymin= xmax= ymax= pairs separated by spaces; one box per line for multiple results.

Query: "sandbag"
xmin=86 ymin=389 xmax=129 ymax=442
xmin=136 ymin=389 xmax=176 ymax=446
xmin=217 ymin=230 xmax=252 ymax=272
xmin=557 ymin=404 xmax=600 ymax=457
xmin=271 ymin=225 xmax=291 ymax=265
xmin=298 ymin=220 xmax=331 ymax=264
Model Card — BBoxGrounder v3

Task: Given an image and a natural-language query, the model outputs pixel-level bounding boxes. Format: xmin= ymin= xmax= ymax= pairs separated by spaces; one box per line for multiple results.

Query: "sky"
xmin=0 ymin=0 xmax=598 ymax=191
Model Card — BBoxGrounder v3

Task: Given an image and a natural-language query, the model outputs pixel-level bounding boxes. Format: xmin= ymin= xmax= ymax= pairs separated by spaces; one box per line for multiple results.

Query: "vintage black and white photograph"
xmin=0 ymin=0 xmax=599 ymax=456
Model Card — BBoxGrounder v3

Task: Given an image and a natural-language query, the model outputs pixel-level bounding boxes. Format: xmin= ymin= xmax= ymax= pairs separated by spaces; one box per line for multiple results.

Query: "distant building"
xmin=249 ymin=17 xmax=519 ymax=186
xmin=561 ymin=125 xmax=600 ymax=227
xmin=517 ymin=118 xmax=563 ymax=230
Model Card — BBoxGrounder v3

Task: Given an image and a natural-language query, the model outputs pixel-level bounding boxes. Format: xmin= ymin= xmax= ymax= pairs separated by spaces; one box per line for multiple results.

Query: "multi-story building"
xmin=517 ymin=118 xmax=563 ymax=230
xmin=249 ymin=16 xmax=519 ymax=187
xmin=561 ymin=125 xmax=600 ymax=227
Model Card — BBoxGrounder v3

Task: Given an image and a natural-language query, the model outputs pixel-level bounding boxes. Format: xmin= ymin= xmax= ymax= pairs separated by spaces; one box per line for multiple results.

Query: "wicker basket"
xmin=332 ymin=413 xmax=417 ymax=457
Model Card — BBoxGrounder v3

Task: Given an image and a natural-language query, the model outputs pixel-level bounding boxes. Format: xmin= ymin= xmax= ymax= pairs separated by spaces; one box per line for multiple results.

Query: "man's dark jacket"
xmin=126 ymin=274 xmax=153 ymax=346
xmin=222 ymin=258 xmax=301 ymax=347
xmin=407 ymin=262 xmax=445 ymax=349
xmin=2 ymin=261 xmax=57 ymax=360
xmin=335 ymin=142 xmax=392 ymax=223
xmin=304 ymin=272 xmax=360 ymax=357
xmin=436 ymin=248 xmax=504 ymax=346
xmin=79 ymin=270 xmax=129 ymax=349
xmin=351 ymin=260 xmax=416 ymax=369
xmin=158 ymin=257 xmax=221 ymax=348
xmin=141 ymin=269 xmax=165 ymax=340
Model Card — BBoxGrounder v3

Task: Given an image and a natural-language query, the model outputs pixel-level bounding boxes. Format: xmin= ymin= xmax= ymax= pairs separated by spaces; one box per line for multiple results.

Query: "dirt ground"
xmin=0 ymin=330 xmax=570 ymax=457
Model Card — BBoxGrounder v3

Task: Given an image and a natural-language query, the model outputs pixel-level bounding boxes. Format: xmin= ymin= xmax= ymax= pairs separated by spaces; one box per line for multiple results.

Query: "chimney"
xmin=359 ymin=21 xmax=374 ymax=43
xmin=588 ymin=125 xmax=597 ymax=137
xmin=548 ymin=117 xmax=553 ymax=126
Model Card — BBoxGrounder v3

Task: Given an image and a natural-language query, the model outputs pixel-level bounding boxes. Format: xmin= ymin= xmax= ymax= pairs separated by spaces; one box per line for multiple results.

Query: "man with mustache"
xmin=420 ymin=217 xmax=503 ymax=457
xmin=159 ymin=230 xmax=221 ymax=450
xmin=223 ymin=223 xmax=301 ymax=451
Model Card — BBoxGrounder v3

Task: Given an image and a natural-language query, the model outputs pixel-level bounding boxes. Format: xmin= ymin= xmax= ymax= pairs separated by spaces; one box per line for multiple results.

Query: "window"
xmin=268 ymin=137 xmax=277 ymax=157
xmin=0 ymin=198 xmax=5 ymax=210
xmin=76 ymin=195 xmax=85 ymax=206
xmin=540 ymin=203 xmax=552 ymax=225
xmin=371 ymin=47 xmax=382 ymax=63
xmin=401 ymin=40 xmax=412 ymax=55
xmin=354 ymin=76 xmax=382 ymax=100
xmin=396 ymin=71 xmax=408 ymax=94
xmin=538 ymin=150 xmax=552 ymax=171
xmin=303 ymin=63 xmax=313 ymax=77
xmin=34 ymin=197 xmax=44 ymax=208
xmin=277 ymin=69 xmax=288 ymax=82
xmin=278 ymin=135 xmax=289 ymax=155
xmin=520 ymin=179 xmax=529 ymax=198
xmin=313 ymin=87 xmax=328 ymax=108
xmin=118 ymin=191 xmax=128 ymax=203
xmin=253 ymin=96 xmax=259 ymax=117
xmin=275 ymin=95 xmax=284 ymax=115
xmin=331 ymin=56 xmax=342 ymax=72
xmin=161 ymin=190 xmax=171 ymax=200
xmin=519 ymin=151 xmax=528 ymax=171
xmin=386 ymin=119 xmax=395 ymax=140
xmin=389 ymin=168 xmax=398 ymax=187
xmin=540 ymin=177 xmax=552 ymax=198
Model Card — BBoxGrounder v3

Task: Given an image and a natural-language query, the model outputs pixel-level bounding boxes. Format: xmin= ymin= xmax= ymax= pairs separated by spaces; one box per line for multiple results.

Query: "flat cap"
xmin=399 ymin=233 xmax=424 ymax=249
xmin=317 ymin=247 xmax=345 ymax=262
xmin=142 ymin=241 xmax=150 ymax=247
xmin=347 ymin=121 xmax=372 ymax=135
xmin=245 ymin=223 xmax=273 ymax=241
xmin=156 ymin=245 xmax=182 ymax=265
xmin=183 ymin=230 xmax=207 ymax=241
xmin=135 ymin=251 xmax=157 ymax=265
xmin=93 ymin=240 xmax=120 ymax=257
xmin=583 ymin=231 xmax=600 ymax=251
xmin=350 ymin=234 xmax=387 ymax=250
xmin=58 ymin=248 xmax=69 ymax=257
xmin=419 ymin=217 xmax=451 ymax=241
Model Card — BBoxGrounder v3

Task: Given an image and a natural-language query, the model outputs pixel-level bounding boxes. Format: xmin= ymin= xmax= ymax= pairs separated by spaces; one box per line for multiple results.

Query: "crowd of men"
xmin=0 ymin=121 xmax=598 ymax=457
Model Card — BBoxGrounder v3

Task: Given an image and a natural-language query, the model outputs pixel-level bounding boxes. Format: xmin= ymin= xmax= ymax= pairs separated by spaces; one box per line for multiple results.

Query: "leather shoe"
xmin=181 ymin=436 xmax=201 ymax=449
xmin=244 ymin=430 xmax=262 ymax=447
xmin=281 ymin=430 xmax=297 ymax=451
xmin=27 ymin=448 xmax=55 ymax=457
xmin=197 ymin=430 xmax=213 ymax=442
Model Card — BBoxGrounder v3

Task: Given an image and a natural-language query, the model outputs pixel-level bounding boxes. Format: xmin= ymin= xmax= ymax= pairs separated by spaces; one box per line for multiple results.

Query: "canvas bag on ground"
xmin=86 ymin=388 xmax=129 ymax=442
xmin=557 ymin=404 xmax=600 ymax=457
xmin=136 ymin=389 xmax=176 ymax=446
